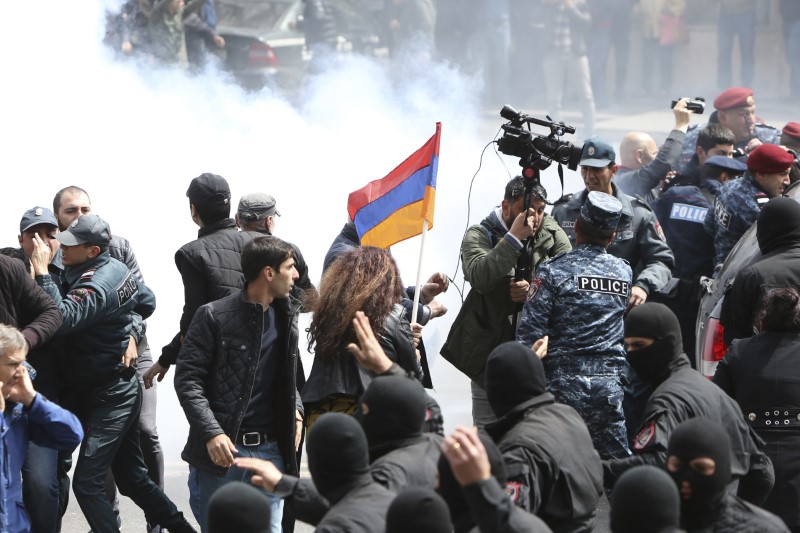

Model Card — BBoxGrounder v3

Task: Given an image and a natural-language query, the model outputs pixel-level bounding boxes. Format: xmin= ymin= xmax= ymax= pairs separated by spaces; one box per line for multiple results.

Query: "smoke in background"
xmin=0 ymin=1 xmax=581 ymax=455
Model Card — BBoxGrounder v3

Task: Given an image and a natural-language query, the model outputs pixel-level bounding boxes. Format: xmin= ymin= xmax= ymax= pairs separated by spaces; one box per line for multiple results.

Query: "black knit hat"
xmin=207 ymin=481 xmax=271 ymax=533
xmin=386 ymin=488 xmax=452 ymax=533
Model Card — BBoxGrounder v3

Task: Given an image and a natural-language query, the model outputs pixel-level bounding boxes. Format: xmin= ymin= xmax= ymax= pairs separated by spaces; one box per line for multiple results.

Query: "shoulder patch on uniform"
xmin=714 ymin=198 xmax=731 ymax=228
xmin=669 ymin=203 xmax=708 ymax=224
xmin=505 ymin=481 xmax=523 ymax=503
xmin=79 ymin=268 xmax=97 ymax=282
xmin=755 ymin=192 xmax=769 ymax=209
xmin=115 ymin=272 xmax=139 ymax=308
xmin=67 ymin=288 xmax=94 ymax=304
xmin=654 ymin=221 xmax=666 ymax=241
xmin=576 ymin=276 xmax=630 ymax=297
xmin=527 ymin=277 xmax=544 ymax=301
xmin=633 ymin=420 xmax=656 ymax=451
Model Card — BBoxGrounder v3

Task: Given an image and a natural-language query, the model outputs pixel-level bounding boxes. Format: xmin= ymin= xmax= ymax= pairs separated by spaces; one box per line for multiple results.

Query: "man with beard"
xmin=704 ymin=144 xmax=794 ymax=269
xmin=666 ymin=419 xmax=787 ymax=532
xmin=483 ymin=341 xmax=602 ymax=531
xmin=442 ymin=177 xmax=570 ymax=429
xmin=721 ymin=196 xmax=800 ymax=344
xmin=603 ymin=303 xmax=774 ymax=506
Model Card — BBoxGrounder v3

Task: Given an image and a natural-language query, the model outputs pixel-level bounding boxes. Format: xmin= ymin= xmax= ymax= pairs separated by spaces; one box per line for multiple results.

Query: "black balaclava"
xmin=667 ymin=418 xmax=731 ymax=530
xmin=485 ymin=341 xmax=548 ymax=418
xmin=756 ymin=196 xmax=800 ymax=254
xmin=437 ymin=432 xmax=507 ymax=533
xmin=624 ymin=303 xmax=683 ymax=384
xmin=358 ymin=376 xmax=426 ymax=461
xmin=307 ymin=413 xmax=370 ymax=503
xmin=207 ymin=481 xmax=271 ymax=533
xmin=386 ymin=488 xmax=453 ymax=533
xmin=610 ymin=466 xmax=681 ymax=533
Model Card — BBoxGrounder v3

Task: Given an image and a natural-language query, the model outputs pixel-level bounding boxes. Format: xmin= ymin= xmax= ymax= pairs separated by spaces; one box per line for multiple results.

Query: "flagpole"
xmin=411 ymin=219 xmax=429 ymax=325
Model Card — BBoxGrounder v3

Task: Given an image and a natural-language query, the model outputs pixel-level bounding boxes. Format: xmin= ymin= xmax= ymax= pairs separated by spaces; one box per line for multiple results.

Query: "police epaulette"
xmin=631 ymin=195 xmax=654 ymax=211
xmin=755 ymin=192 xmax=769 ymax=208
xmin=554 ymin=194 xmax=573 ymax=206
xmin=543 ymin=251 xmax=569 ymax=264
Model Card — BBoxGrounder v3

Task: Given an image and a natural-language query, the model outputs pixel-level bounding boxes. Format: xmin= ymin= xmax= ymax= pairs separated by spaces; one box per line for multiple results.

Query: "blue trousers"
xmin=196 ymin=440 xmax=285 ymax=533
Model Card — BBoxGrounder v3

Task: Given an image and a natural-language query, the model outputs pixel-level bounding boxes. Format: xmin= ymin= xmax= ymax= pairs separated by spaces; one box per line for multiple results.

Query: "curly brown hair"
xmin=308 ymin=246 xmax=405 ymax=360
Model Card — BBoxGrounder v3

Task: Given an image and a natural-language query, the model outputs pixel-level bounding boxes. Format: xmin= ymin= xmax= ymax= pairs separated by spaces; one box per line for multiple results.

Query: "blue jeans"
xmin=197 ymin=440 xmax=285 ymax=533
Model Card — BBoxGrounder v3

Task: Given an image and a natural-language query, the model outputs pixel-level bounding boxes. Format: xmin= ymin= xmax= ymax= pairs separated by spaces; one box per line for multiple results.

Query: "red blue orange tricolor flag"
xmin=347 ymin=122 xmax=441 ymax=249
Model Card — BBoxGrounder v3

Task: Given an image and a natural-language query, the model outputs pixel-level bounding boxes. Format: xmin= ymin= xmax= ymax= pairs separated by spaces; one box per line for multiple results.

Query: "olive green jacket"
xmin=440 ymin=210 xmax=571 ymax=385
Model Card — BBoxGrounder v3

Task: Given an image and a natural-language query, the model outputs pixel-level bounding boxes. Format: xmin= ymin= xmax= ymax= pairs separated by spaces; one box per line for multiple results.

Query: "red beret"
xmin=783 ymin=122 xmax=800 ymax=142
xmin=713 ymin=87 xmax=755 ymax=111
xmin=747 ymin=144 xmax=795 ymax=173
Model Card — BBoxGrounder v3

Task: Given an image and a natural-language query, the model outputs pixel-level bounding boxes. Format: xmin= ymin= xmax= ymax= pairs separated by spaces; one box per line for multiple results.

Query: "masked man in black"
xmin=603 ymin=303 xmax=774 ymax=506
xmin=667 ymin=419 xmax=787 ymax=532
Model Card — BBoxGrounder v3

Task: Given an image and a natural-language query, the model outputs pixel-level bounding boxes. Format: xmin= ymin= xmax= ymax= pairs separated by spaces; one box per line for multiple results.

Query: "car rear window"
xmin=217 ymin=0 xmax=294 ymax=30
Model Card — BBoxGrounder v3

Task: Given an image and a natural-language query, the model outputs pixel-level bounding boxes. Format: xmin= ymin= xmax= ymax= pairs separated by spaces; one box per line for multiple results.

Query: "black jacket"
xmin=486 ymin=393 xmax=603 ymax=533
xmin=275 ymin=473 xmax=395 ymax=532
xmin=605 ymin=355 xmax=774 ymax=505
xmin=175 ymin=289 xmax=302 ymax=476
xmin=160 ymin=219 xmax=260 ymax=367
xmin=302 ymin=303 xmax=422 ymax=404
xmin=463 ymin=478 xmax=554 ymax=533
xmin=714 ymin=332 xmax=800 ymax=528
xmin=0 ymin=254 xmax=62 ymax=350
xmin=684 ymin=492 xmax=789 ymax=533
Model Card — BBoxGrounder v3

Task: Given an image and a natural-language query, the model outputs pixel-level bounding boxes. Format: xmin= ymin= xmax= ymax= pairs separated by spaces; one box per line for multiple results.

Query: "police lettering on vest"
xmin=669 ymin=203 xmax=708 ymax=224
xmin=116 ymin=273 xmax=139 ymax=308
xmin=714 ymin=199 xmax=731 ymax=229
xmin=576 ymin=275 xmax=630 ymax=297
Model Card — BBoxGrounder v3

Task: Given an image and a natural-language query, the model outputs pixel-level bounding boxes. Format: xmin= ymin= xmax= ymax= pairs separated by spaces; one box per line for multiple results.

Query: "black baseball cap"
xmin=186 ymin=173 xmax=231 ymax=207
xmin=20 ymin=207 xmax=58 ymax=233
xmin=56 ymin=215 xmax=111 ymax=247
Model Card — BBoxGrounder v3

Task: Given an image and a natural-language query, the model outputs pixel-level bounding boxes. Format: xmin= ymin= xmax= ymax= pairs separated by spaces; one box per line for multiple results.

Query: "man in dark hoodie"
xmin=483 ymin=341 xmax=603 ymax=532
xmin=236 ymin=413 xmax=395 ymax=532
xmin=721 ymin=196 xmax=800 ymax=344
xmin=439 ymin=426 xmax=552 ymax=533
xmin=603 ymin=303 xmax=774 ymax=506
xmin=666 ymin=419 xmax=788 ymax=532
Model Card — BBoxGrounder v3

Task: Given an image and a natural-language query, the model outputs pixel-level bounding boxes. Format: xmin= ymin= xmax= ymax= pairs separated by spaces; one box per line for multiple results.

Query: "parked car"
xmin=215 ymin=0 xmax=384 ymax=90
xmin=695 ymin=181 xmax=800 ymax=377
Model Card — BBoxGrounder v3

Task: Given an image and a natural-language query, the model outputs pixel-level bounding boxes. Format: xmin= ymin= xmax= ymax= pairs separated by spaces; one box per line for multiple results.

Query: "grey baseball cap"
xmin=56 ymin=215 xmax=110 ymax=247
xmin=20 ymin=207 xmax=58 ymax=233
xmin=237 ymin=193 xmax=280 ymax=221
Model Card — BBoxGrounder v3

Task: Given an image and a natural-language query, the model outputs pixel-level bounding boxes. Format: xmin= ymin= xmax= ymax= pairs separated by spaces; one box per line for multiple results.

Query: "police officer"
xmin=651 ymin=156 xmax=747 ymax=362
xmin=780 ymin=121 xmax=800 ymax=184
xmin=33 ymin=215 xmax=195 ymax=533
xmin=604 ymin=303 xmax=775 ymax=507
xmin=483 ymin=341 xmax=603 ymax=530
xmin=518 ymin=191 xmax=632 ymax=460
xmin=678 ymin=87 xmax=782 ymax=173
xmin=552 ymin=138 xmax=674 ymax=441
xmin=704 ymin=143 xmax=794 ymax=269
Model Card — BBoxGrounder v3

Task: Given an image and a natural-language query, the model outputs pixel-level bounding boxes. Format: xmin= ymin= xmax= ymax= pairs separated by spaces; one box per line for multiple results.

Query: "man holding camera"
xmin=441 ymin=177 xmax=571 ymax=429
xmin=614 ymin=98 xmax=693 ymax=203
xmin=678 ymin=87 xmax=782 ymax=172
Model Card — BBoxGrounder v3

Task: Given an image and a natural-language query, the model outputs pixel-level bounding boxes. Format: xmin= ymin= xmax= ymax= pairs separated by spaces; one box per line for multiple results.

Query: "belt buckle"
xmin=241 ymin=432 xmax=261 ymax=447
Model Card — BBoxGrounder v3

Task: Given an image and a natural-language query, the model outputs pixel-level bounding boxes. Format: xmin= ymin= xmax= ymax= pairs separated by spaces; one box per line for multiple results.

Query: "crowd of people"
xmin=2 ymin=81 xmax=800 ymax=533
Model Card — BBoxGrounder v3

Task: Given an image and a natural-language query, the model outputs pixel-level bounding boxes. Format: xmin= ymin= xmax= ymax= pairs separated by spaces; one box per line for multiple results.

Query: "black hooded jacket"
xmin=721 ymin=196 xmax=800 ymax=344
xmin=604 ymin=354 xmax=774 ymax=504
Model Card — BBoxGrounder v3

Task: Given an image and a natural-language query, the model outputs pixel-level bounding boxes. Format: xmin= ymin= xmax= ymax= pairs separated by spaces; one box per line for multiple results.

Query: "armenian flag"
xmin=347 ymin=123 xmax=441 ymax=249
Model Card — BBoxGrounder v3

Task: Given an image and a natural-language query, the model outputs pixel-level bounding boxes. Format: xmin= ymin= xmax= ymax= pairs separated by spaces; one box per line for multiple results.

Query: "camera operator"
xmin=441 ymin=177 xmax=571 ymax=429
xmin=614 ymin=98 xmax=693 ymax=204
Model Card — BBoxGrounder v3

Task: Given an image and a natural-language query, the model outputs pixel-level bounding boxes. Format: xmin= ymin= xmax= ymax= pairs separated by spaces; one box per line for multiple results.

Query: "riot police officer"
xmin=518 ymin=191 xmax=632 ymax=460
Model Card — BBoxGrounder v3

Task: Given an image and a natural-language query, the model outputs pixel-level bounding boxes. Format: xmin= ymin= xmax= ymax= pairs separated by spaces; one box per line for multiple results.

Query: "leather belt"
xmin=746 ymin=408 xmax=800 ymax=429
xmin=237 ymin=432 xmax=275 ymax=447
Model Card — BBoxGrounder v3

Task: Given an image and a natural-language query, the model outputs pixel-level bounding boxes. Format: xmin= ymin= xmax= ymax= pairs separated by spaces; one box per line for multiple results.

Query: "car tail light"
xmin=247 ymin=42 xmax=276 ymax=67
xmin=700 ymin=317 xmax=727 ymax=379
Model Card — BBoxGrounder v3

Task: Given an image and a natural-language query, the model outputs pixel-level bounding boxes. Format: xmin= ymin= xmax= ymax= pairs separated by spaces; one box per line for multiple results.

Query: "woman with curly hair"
xmin=714 ymin=286 xmax=800 ymax=531
xmin=302 ymin=247 xmax=422 ymax=431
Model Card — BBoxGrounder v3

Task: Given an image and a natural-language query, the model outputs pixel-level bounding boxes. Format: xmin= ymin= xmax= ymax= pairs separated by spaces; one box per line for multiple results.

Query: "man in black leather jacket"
xmin=175 ymin=236 xmax=303 ymax=532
